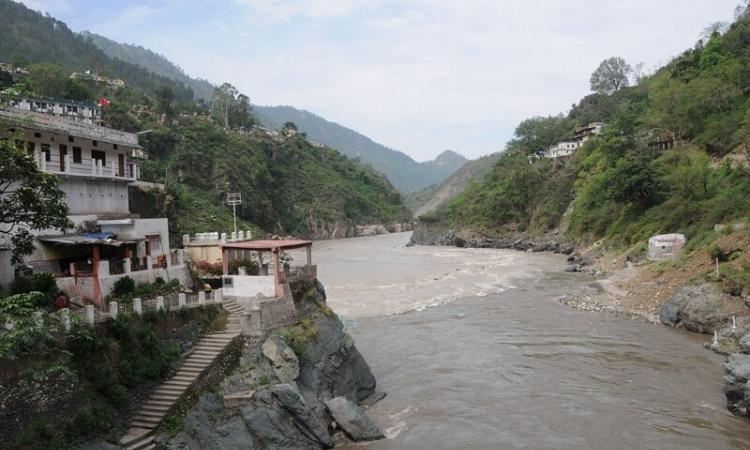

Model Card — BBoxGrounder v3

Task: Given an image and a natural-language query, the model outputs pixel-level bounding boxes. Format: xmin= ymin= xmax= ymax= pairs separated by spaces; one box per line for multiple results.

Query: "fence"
xmin=79 ymin=289 xmax=224 ymax=324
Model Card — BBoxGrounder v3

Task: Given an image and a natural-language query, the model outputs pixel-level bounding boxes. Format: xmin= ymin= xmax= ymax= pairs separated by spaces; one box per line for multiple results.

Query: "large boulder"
xmin=242 ymin=384 xmax=334 ymax=449
xmin=262 ymin=335 xmax=300 ymax=383
xmin=324 ymin=397 xmax=384 ymax=442
xmin=659 ymin=283 xmax=745 ymax=333
xmin=741 ymin=333 xmax=750 ymax=354
xmin=723 ymin=354 xmax=750 ymax=416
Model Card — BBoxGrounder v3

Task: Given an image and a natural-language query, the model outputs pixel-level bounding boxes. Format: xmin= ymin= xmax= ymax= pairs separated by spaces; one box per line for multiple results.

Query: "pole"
xmin=233 ymin=202 xmax=237 ymax=234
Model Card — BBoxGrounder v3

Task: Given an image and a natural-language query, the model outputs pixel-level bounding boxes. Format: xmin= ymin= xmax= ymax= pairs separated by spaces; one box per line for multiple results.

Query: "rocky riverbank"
xmin=408 ymin=227 xmax=574 ymax=254
xmin=159 ymin=280 xmax=384 ymax=449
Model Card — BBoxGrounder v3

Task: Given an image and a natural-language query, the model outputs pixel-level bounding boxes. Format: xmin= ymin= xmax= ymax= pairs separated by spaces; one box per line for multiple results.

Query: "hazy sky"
xmin=21 ymin=0 xmax=741 ymax=161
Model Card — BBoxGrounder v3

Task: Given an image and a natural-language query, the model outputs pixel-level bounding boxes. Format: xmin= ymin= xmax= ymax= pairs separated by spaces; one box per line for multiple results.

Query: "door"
xmin=59 ymin=145 xmax=67 ymax=172
xmin=118 ymin=153 xmax=125 ymax=177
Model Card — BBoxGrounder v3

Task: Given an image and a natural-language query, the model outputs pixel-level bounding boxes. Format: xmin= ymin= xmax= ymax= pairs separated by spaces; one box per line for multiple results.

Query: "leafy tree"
xmin=154 ymin=85 xmax=175 ymax=120
xmin=590 ymin=57 xmax=632 ymax=94
xmin=211 ymin=82 xmax=238 ymax=128
xmin=0 ymin=138 xmax=71 ymax=263
xmin=608 ymin=154 xmax=663 ymax=207
xmin=283 ymin=121 xmax=298 ymax=131
xmin=511 ymin=115 xmax=575 ymax=156
xmin=0 ymin=70 xmax=13 ymax=89
xmin=27 ymin=63 xmax=67 ymax=97
xmin=64 ymin=78 xmax=94 ymax=101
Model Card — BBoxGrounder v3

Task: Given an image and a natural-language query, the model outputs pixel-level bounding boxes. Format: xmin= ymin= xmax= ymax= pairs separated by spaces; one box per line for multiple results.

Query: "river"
xmin=306 ymin=232 xmax=750 ymax=449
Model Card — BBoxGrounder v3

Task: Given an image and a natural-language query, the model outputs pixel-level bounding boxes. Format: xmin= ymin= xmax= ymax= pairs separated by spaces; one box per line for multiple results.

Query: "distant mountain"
xmin=254 ymin=105 xmax=467 ymax=192
xmin=406 ymin=152 xmax=501 ymax=216
xmin=80 ymin=26 xmax=466 ymax=192
xmin=80 ymin=31 xmax=215 ymax=101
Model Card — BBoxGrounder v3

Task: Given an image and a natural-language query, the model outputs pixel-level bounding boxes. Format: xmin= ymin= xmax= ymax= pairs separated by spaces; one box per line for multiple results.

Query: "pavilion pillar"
xmin=306 ymin=245 xmax=312 ymax=266
xmin=222 ymin=247 xmax=229 ymax=275
xmin=273 ymin=248 xmax=282 ymax=298
xmin=92 ymin=244 xmax=102 ymax=306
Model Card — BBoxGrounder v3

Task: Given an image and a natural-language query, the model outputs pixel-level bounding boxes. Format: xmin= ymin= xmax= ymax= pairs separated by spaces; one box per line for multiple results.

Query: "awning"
xmin=37 ymin=232 xmax=139 ymax=246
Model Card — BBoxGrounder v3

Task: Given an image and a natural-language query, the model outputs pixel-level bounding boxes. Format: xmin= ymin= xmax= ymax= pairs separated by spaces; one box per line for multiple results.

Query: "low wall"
xmin=241 ymin=284 xmax=299 ymax=336
xmin=223 ymin=275 xmax=275 ymax=298
xmin=57 ymin=265 xmax=190 ymax=302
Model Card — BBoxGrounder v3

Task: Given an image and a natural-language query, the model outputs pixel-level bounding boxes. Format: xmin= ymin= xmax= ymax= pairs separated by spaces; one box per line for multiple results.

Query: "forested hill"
xmin=0 ymin=0 xmax=411 ymax=238
xmin=426 ymin=12 xmax=750 ymax=254
xmin=80 ymin=31 xmax=215 ymax=101
xmin=255 ymin=105 xmax=468 ymax=192
xmin=0 ymin=0 xmax=194 ymax=101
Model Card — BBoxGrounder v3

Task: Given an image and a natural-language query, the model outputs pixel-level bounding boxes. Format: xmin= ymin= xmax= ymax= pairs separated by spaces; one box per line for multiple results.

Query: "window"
xmin=92 ymin=140 xmax=98 ymax=147
xmin=91 ymin=149 xmax=106 ymax=165
xmin=33 ymin=132 xmax=41 ymax=138
xmin=73 ymin=146 xmax=82 ymax=163
xmin=68 ymin=136 xmax=74 ymax=143
xmin=113 ymin=144 xmax=118 ymax=150
xmin=41 ymin=144 xmax=51 ymax=161
xmin=26 ymin=142 xmax=35 ymax=154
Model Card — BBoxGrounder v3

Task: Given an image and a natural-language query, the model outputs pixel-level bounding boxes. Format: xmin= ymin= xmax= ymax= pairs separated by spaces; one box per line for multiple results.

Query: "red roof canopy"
xmin=220 ymin=239 xmax=312 ymax=251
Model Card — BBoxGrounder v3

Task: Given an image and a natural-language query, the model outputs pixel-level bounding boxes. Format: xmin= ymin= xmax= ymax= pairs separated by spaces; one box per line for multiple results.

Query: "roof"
xmin=37 ymin=232 xmax=138 ymax=246
xmin=221 ymin=239 xmax=313 ymax=251
xmin=0 ymin=108 xmax=142 ymax=148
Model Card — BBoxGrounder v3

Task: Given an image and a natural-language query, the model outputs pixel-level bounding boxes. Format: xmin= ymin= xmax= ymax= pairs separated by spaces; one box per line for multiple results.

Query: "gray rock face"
xmin=262 ymin=335 xmax=300 ymax=383
xmin=659 ymin=283 xmax=744 ymax=333
xmin=324 ymin=397 xmax=384 ymax=442
xmin=740 ymin=333 xmax=750 ymax=354
xmin=723 ymin=354 xmax=750 ymax=416
xmin=166 ymin=280 xmax=377 ymax=449
xmin=242 ymin=384 xmax=334 ymax=449
xmin=408 ymin=227 xmax=574 ymax=254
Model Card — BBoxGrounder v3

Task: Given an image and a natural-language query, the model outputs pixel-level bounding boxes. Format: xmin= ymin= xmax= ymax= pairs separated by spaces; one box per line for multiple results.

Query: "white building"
xmin=1 ymin=96 xmax=102 ymax=125
xmin=0 ymin=106 xmax=187 ymax=304
xmin=540 ymin=122 xmax=605 ymax=159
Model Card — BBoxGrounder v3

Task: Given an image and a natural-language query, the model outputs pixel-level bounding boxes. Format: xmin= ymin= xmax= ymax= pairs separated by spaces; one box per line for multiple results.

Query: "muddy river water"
xmin=304 ymin=232 xmax=750 ymax=449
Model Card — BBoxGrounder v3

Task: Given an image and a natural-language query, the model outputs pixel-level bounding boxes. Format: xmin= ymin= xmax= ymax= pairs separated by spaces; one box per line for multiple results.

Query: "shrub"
xmin=112 ymin=276 xmax=135 ymax=297
xmin=709 ymin=244 xmax=728 ymax=262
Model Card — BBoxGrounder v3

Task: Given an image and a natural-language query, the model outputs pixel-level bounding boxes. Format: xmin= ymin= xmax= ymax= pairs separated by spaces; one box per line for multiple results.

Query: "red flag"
xmin=98 ymin=97 xmax=111 ymax=106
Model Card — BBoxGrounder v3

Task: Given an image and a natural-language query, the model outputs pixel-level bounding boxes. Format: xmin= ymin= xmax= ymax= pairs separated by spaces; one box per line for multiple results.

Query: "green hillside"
xmin=427 ymin=13 xmax=750 ymax=254
xmin=80 ymin=31 xmax=215 ymax=101
xmin=254 ymin=105 xmax=468 ymax=193
xmin=0 ymin=0 xmax=194 ymax=101
xmin=0 ymin=0 xmax=411 ymax=239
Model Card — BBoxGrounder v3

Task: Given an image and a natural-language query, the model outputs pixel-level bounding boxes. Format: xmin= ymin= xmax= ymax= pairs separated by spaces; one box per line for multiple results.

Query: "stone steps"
xmin=119 ymin=305 xmax=243 ymax=449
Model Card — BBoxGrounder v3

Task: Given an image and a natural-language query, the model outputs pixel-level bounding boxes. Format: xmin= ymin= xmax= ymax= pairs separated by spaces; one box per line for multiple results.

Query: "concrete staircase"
xmin=119 ymin=299 xmax=244 ymax=450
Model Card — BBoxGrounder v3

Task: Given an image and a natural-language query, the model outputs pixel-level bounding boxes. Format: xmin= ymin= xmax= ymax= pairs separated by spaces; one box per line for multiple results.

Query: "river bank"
xmin=317 ymin=233 xmax=750 ymax=449
xmin=410 ymin=226 xmax=750 ymax=424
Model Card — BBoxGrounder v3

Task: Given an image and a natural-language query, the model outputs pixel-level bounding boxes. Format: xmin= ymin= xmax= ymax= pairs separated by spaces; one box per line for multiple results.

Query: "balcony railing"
xmin=35 ymin=153 xmax=137 ymax=181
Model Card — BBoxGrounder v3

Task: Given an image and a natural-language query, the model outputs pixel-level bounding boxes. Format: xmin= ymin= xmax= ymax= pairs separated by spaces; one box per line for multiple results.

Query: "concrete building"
xmin=540 ymin=122 xmax=605 ymax=160
xmin=1 ymin=95 xmax=103 ymax=125
xmin=0 ymin=105 xmax=186 ymax=304
xmin=648 ymin=233 xmax=686 ymax=261
xmin=183 ymin=230 xmax=254 ymax=263
xmin=70 ymin=70 xmax=125 ymax=87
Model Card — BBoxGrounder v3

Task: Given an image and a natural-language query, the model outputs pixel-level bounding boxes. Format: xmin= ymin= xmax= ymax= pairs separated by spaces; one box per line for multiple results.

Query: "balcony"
xmin=35 ymin=153 xmax=138 ymax=181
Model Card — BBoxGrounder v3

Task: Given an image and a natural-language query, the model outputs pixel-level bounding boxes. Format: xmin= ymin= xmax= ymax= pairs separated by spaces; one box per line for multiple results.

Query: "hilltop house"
xmin=70 ymin=70 xmax=125 ymax=87
xmin=538 ymin=122 xmax=604 ymax=160
xmin=0 ymin=95 xmax=103 ymax=125
xmin=0 ymin=99 xmax=187 ymax=304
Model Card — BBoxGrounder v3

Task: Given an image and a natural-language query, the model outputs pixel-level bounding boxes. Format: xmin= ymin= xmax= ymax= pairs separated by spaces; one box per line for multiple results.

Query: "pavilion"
xmin=220 ymin=240 xmax=315 ymax=298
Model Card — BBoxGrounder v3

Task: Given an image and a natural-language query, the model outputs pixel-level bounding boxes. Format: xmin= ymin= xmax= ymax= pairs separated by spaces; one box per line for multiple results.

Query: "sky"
xmin=19 ymin=0 xmax=743 ymax=161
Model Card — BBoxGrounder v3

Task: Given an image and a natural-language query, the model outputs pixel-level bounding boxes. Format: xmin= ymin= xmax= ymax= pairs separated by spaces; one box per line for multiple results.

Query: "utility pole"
xmin=227 ymin=192 xmax=242 ymax=234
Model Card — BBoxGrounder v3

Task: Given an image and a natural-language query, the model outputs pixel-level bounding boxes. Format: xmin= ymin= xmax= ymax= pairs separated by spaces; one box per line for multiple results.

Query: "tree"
xmin=511 ymin=115 xmax=574 ymax=156
xmin=211 ymin=83 xmax=239 ymax=129
xmin=0 ymin=138 xmax=71 ymax=263
xmin=154 ymin=85 xmax=175 ymax=120
xmin=27 ymin=63 xmax=67 ymax=97
xmin=590 ymin=57 xmax=632 ymax=94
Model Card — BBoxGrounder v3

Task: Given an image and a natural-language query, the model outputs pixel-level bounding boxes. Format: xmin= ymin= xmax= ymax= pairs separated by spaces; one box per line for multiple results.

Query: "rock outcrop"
xmin=723 ymin=353 xmax=750 ymax=416
xmin=165 ymin=280 xmax=382 ymax=449
xmin=659 ymin=283 xmax=746 ymax=333
xmin=408 ymin=227 xmax=574 ymax=254
xmin=324 ymin=397 xmax=384 ymax=442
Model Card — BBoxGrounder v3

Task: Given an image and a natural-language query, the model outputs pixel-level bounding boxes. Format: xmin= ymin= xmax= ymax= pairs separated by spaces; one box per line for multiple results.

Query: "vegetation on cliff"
xmin=426 ymin=13 xmax=750 ymax=259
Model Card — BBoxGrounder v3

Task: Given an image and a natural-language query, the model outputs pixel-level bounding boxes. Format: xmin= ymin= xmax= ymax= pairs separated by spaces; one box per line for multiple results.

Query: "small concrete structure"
xmin=648 ymin=233 xmax=686 ymax=261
